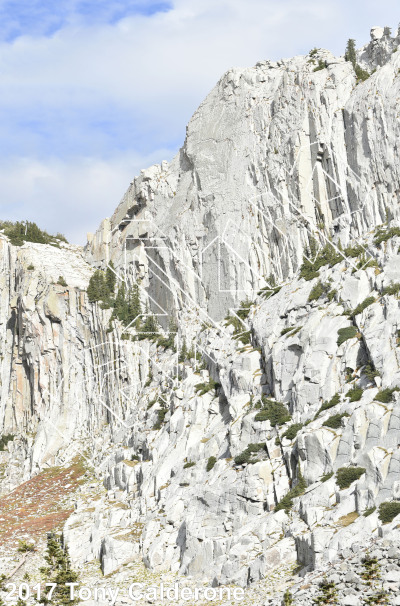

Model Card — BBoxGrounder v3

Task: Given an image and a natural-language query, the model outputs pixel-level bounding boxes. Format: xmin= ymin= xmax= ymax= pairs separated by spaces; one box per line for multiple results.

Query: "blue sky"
xmin=0 ymin=1 xmax=172 ymax=40
xmin=0 ymin=0 xmax=398 ymax=243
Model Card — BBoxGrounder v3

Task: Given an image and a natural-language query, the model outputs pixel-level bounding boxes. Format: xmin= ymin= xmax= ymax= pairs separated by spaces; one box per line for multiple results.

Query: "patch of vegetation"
xmin=153 ymin=407 xmax=168 ymax=430
xmin=363 ymin=506 xmax=376 ymax=517
xmin=313 ymin=578 xmax=338 ymax=604
xmin=361 ymin=553 xmax=381 ymax=586
xmin=374 ymin=226 xmax=400 ymax=248
xmin=0 ymin=220 xmax=67 ymax=247
xmin=225 ymin=299 xmax=254 ymax=345
xmin=323 ymin=413 xmax=349 ymax=429
xmin=345 ymin=38 xmax=370 ymax=84
xmin=337 ymin=326 xmax=358 ymax=346
xmin=194 ymin=378 xmax=220 ymax=397
xmin=375 ymin=387 xmax=399 ymax=403
xmin=254 ymin=397 xmax=291 ymax=426
xmin=363 ymin=590 xmax=390 ymax=605
xmin=17 ymin=540 xmax=35 ymax=553
xmin=315 ymin=393 xmax=341 ymax=419
xmin=300 ymin=240 xmax=343 ymax=281
xmin=378 ymin=501 xmax=400 ymax=524
xmin=321 ymin=471 xmax=334 ymax=483
xmin=363 ymin=363 xmax=380 ymax=382
xmin=57 ymin=276 xmax=67 ymax=287
xmin=313 ymin=59 xmax=326 ymax=72
xmin=183 ymin=461 xmax=196 ymax=469
xmin=0 ymin=433 xmax=14 ymax=451
xmin=131 ymin=455 xmax=140 ymax=461
xmin=350 ymin=296 xmax=375 ymax=318
xmin=27 ymin=264 xmax=35 ymax=270
xmin=309 ymin=48 xmax=319 ymax=57
xmin=258 ymin=285 xmax=282 ymax=299
xmin=336 ymin=466 xmax=366 ymax=490
xmin=347 ymin=386 xmax=363 ymax=402
xmin=40 ymin=533 xmax=79 ymax=605
xmin=382 ymin=282 xmax=400 ymax=297
xmin=234 ymin=443 xmax=267 ymax=466
xmin=275 ymin=468 xmax=307 ymax=513
xmin=206 ymin=456 xmax=216 ymax=472
xmin=283 ymin=589 xmax=293 ymax=605
xmin=308 ymin=281 xmax=337 ymax=303
xmin=344 ymin=243 xmax=364 ymax=258
xmin=282 ymin=423 xmax=304 ymax=441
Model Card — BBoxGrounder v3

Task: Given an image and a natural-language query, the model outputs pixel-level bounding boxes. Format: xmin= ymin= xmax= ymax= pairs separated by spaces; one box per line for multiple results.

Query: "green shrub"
xmin=313 ymin=59 xmax=326 ymax=72
xmin=363 ymin=506 xmax=376 ymax=517
xmin=254 ymin=399 xmax=291 ymax=426
xmin=374 ymin=226 xmax=400 ymax=247
xmin=194 ymin=378 xmax=220 ymax=397
xmin=337 ymin=326 xmax=358 ymax=346
xmin=131 ymin=455 xmax=140 ymax=461
xmin=18 ymin=541 xmax=35 ymax=553
xmin=347 ymin=386 xmax=363 ymax=402
xmin=375 ymin=387 xmax=399 ymax=403
xmin=281 ymin=326 xmax=296 ymax=336
xmin=355 ymin=64 xmax=370 ymax=82
xmin=275 ymin=469 xmax=306 ymax=513
xmin=283 ymin=589 xmax=293 ymax=605
xmin=350 ymin=296 xmax=375 ymax=318
xmin=336 ymin=466 xmax=366 ymax=490
xmin=308 ymin=281 xmax=336 ymax=303
xmin=321 ymin=471 xmax=334 ymax=483
xmin=57 ymin=276 xmax=67 ymax=287
xmin=282 ymin=423 xmax=304 ymax=441
xmin=0 ymin=434 xmax=14 ymax=451
xmin=27 ymin=264 xmax=34 ymax=270
xmin=153 ymin=408 xmax=168 ymax=430
xmin=300 ymin=241 xmax=343 ymax=281
xmin=378 ymin=501 xmax=400 ymax=524
xmin=363 ymin=363 xmax=380 ymax=382
xmin=234 ymin=443 xmax=266 ymax=466
xmin=206 ymin=456 xmax=216 ymax=472
xmin=344 ymin=244 xmax=364 ymax=258
xmin=258 ymin=285 xmax=281 ymax=299
xmin=183 ymin=461 xmax=196 ymax=469
xmin=313 ymin=578 xmax=338 ymax=604
xmin=382 ymin=282 xmax=400 ymax=296
xmin=315 ymin=393 xmax=340 ymax=418
xmin=323 ymin=413 xmax=349 ymax=429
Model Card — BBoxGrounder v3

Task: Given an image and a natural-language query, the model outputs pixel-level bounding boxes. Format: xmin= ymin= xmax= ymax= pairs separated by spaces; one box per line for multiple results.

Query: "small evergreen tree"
xmin=105 ymin=261 xmax=116 ymax=296
xmin=345 ymin=39 xmax=357 ymax=67
xmin=179 ymin=338 xmax=188 ymax=362
xmin=127 ymin=283 xmax=141 ymax=325
xmin=87 ymin=269 xmax=107 ymax=303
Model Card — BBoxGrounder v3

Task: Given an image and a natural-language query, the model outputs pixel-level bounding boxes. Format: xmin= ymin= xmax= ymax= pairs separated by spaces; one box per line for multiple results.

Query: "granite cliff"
xmin=1 ymin=25 xmax=400 ymax=606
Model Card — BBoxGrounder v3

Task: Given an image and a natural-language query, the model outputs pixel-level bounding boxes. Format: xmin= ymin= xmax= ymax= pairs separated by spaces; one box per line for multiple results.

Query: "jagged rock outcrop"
xmin=1 ymin=25 xmax=400 ymax=605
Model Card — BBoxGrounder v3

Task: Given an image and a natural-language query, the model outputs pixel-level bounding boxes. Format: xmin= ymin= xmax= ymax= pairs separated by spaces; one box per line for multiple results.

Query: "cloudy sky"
xmin=0 ymin=0 xmax=398 ymax=243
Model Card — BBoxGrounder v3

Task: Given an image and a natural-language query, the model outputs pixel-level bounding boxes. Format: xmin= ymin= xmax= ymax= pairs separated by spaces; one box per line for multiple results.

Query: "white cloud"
xmin=0 ymin=150 xmax=173 ymax=244
xmin=0 ymin=0 xmax=398 ymax=242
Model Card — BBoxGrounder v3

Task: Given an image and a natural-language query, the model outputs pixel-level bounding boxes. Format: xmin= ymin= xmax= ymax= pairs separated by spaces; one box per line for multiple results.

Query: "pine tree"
xmin=105 ymin=261 xmax=116 ymax=297
xmin=179 ymin=338 xmax=188 ymax=362
xmin=139 ymin=310 xmax=159 ymax=340
xmin=127 ymin=283 xmax=141 ymax=325
xmin=345 ymin=39 xmax=357 ymax=67
xmin=87 ymin=270 xmax=106 ymax=303
xmin=113 ymin=282 xmax=127 ymax=323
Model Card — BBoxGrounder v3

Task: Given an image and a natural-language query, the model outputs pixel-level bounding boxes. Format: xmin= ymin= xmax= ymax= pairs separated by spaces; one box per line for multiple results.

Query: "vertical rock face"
xmin=1 ymin=26 xmax=400 ymax=602
xmin=87 ymin=27 xmax=400 ymax=323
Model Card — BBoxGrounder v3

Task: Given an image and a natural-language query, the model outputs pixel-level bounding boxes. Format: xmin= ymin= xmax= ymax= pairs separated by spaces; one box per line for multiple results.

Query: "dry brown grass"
xmin=0 ymin=459 xmax=86 ymax=545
